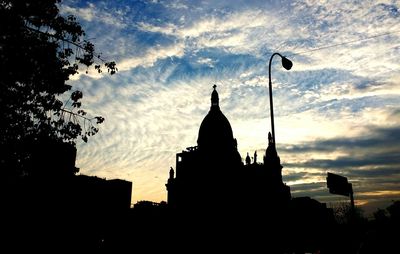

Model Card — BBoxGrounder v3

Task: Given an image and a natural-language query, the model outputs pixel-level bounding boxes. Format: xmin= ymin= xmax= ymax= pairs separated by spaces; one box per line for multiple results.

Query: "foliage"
xmin=374 ymin=200 xmax=400 ymax=224
xmin=386 ymin=200 xmax=400 ymax=221
xmin=0 ymin=0 xmax=116 ymax=177
xmin=330 ymin=202 xmax=365 ymax=225
xmin=373 ymin=208 xmax=389 ymax=223
xmin=134 ymin=200 xmax=167 ymax=209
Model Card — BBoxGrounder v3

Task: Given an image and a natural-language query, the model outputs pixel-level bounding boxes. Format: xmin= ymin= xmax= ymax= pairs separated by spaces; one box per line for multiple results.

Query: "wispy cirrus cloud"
xmin=60 ymin=2 xmax=129 ymax=28
xmin=60 ymin=0 xmax=400 ymax=213
xmin=117 ymin=42 xmax=185 ymax=71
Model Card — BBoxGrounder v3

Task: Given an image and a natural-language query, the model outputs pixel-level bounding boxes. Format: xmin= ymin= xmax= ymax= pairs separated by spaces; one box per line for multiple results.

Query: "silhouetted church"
xmin=166 ymin=85 xmax=291 ymax=214
xmin=163 ymin=86 xmax=336 ymax=252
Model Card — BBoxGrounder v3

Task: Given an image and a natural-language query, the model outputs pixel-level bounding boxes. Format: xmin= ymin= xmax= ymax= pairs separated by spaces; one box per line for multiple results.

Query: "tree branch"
xmin=60 ymin=108 xmax=94 ymax=122
xmin=24 ymin=25 xmax=109 ymax=63
xmin=25 ymin=25 xmax=85 ymax=51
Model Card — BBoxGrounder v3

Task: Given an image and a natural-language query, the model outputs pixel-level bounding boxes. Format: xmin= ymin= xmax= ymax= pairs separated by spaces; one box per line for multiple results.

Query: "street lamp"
xmin=268 ymin=53 xmax=293 ymax=145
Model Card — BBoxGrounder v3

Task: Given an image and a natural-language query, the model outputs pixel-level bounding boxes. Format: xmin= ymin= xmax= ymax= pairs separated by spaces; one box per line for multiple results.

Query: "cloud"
xmin=277 ymin=124 xmax=400 ymax=213
xmin=162 ymin=0 xmax=188 ymax=10
xmin=117 ymin=42 xmax=185 ymax=71
xmin=286 ymin=0 xmax=400 ymax=81
xmin=197 ymin=57 xmax=216 ymax=67
xmin=61 ymin=0 xmax=400 ymax=214
xmin=60 ymin=2 xmax=129 ymax=28
xmin=136 ymin=8 xmax=295 ymax=55
xmin=281 ymin=125 xmax=400 ymax=154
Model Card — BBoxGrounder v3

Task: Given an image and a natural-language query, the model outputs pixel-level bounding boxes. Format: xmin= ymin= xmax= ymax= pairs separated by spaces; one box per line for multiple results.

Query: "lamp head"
xmin=281 ymin=56 xmax=293 ymax=70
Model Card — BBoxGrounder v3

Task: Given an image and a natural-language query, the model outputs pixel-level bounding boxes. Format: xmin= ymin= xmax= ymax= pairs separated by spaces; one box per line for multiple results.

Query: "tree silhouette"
xmin=330 ymin=201 xmax=366 ymax=225
xmin=0 ymin=0 xmax=117 ymax=177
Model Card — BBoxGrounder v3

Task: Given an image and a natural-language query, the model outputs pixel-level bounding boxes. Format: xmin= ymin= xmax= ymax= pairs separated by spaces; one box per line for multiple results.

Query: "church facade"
xmin=166 ymin=85 xmax=291 ymax=214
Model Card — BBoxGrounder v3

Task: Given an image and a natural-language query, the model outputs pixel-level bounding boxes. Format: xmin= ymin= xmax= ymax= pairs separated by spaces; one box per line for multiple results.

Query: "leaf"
xmin=77 ymin=110 xmax=87 ymax=116
xmin=71 ymin=101 xmax=81 ymax=108
xmin=71 ymin=90 xmax=83 ymax=102
xmin=95 ymin=116 xmax=105 ymax=124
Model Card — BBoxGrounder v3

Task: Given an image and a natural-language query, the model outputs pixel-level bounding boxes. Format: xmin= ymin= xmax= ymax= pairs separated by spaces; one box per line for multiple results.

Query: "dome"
xmin=197 ymin=85 xmax=235 ymax=151
xmin=197 ymin=106 xmax=234 ymax=150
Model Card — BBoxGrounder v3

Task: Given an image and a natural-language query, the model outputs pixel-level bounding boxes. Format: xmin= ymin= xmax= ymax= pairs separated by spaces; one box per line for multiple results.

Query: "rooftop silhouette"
xmin=3 ymin=85 xmax=399 ymax=253
xmin=164 ymin=85 xmax=332 ymax=252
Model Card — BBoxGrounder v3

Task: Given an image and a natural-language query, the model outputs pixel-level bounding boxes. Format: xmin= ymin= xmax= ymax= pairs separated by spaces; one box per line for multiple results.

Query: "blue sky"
xmin=60 ymin=0 xmax=400 ymax=215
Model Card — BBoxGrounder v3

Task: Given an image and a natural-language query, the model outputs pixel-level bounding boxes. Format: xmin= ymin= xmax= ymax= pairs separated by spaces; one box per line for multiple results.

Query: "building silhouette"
xmin=3 ymin=140 xmax=132 ymax=252
xmin=166 ymin=85 xmax=291 ymax=214
xmin=164 ymin=86 xmax=336 ymax=252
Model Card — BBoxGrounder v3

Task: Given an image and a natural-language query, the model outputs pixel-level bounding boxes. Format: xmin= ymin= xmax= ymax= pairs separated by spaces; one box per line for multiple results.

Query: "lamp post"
xmin=268 ymin=53 xmax=293 ymax=145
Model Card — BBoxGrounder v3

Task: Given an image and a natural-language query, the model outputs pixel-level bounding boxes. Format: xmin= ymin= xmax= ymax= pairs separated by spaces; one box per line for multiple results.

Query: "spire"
xmin=254 ymin=150 xmax=257 ymax=164
xmin=264 ymin=131 xmax=280 ymax=167
xmin=245 ymin=152 xmax=251 ymax=165
xmin=268 ymin=132 xmax=274 ymax=146
xmin=211 ymin=84 xmax=219 ymax=107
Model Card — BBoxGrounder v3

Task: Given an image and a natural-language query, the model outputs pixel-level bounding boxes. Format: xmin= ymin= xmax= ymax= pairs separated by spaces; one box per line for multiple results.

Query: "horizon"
xmin=60 ymin=0 xmax=400 ymax=216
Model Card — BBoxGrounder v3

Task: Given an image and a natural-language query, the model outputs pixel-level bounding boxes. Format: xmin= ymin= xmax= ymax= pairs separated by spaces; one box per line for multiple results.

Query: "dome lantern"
xmin=211 ymin=84 xmax=219 ymax=107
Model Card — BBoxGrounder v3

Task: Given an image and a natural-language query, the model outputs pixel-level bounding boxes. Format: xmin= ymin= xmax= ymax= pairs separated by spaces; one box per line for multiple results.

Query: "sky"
xmin=60 ymin=0 xmax=400 ymax=215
